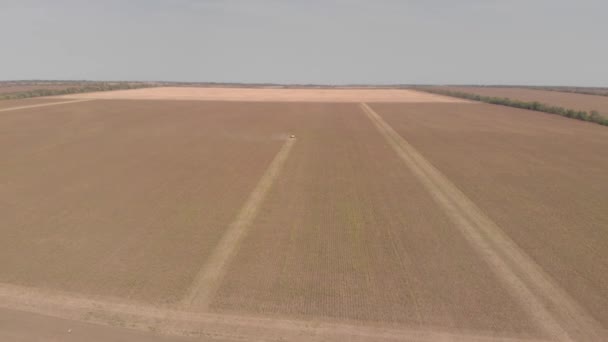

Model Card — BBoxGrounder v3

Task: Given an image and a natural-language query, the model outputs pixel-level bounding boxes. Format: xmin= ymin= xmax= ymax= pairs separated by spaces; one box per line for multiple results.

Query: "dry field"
xmin=59 ymin=86 xmax=471 ymax=103
xmin=436 ymin=86 xmax=608 ymax=117
xmin=211 ymin=103 xmax=534 ymax=334
xmin=0 ymin=100 xmax=287 ymax=302
xmin=1 ymin=87 xmax=607 ymax=341
xmin=374 ymin=103 xmax=608 ymax=324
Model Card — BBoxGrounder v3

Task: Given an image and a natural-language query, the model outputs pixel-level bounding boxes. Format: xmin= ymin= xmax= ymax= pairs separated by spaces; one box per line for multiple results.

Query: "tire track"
xmin=0 ymin=99 xmax=93 ymax=112
xmin=181 ymin=137 xmax=296 ymax=310
xmin=360 ymin=103 xmax=605 ymax=341
xmin=0 ymin=282 xmax=551 ymax=342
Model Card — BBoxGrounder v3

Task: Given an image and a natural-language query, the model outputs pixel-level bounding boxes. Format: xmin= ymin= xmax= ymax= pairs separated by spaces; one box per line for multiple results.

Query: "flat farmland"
xmin=211 ymin=103 xmax=536 ymax=334
xmin=373 ymin=102 xmax=608 ymax=328
xmin=60 ymin=86 xmax=471 ymax=103
xmin=435 ymin=86 xmax=608 ymax=117
xmin=0 ymin=99 xmax=287 ymax=303
xmin=1 ymin=87 xmax=607 ymax=341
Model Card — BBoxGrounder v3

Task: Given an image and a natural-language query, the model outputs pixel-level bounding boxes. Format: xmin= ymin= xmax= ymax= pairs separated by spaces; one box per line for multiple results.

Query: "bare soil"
xmin=363 ymin=103 xmax=602 ymax=340
xmin=211 ymin=103 xmax=537 ymax=336
xmin=1 ymin=95 xmax=607 ymax=341
xmin=60 ymin=86 xmax=471 ymax=103
xmin=374 ymin=102 xmax=608 ymax=329
xmin=0 ymin=308 xmax=196 ymax=342
xmin=0 ymin=100 xmax=287 ymax=303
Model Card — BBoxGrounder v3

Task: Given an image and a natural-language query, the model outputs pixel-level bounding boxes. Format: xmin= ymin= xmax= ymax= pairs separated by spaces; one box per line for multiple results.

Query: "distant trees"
xmin=420 ymin=88 xmax=608 ymax=126
xmin=532 ymin=86 xmax=608 ymax=98
xmin=0 ymin=83 xmax=156 ymax=100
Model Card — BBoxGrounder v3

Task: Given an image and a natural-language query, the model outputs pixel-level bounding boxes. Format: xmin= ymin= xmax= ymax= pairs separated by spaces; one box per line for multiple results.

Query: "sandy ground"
xmin=436 ymin=86 xmax=608 ymax=116
xmin=1 ymin=96 xmax=607 ymax=341
xmin=58 ymin=86 xmax=471 ymax=103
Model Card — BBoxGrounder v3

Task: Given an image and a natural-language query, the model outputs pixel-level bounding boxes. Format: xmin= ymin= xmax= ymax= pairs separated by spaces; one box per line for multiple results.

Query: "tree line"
xmin=524 ymin=86 xmax=608 ymax=98
xmin=0 ymin=83 xmax=156 ymax=100
xmin=420 ymin=88 xmax=608 ymax=126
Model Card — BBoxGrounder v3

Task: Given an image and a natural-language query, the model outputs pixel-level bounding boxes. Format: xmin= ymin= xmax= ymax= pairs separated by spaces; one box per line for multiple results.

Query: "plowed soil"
xmin=373 ymin=102 xmax=608 ymax=328
xmin=1 ymin=93 xmax=607 ymax=341
xmin=211 ymin=103 xmax=537 ymax=335
xmin=0 ymin=100 xmax=286 ymax=303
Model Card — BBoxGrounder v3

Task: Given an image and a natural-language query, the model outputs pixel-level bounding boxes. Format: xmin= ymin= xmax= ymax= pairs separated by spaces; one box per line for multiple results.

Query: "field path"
xmin=181 ymin=137 xmax=296 ymax=310
xmin=0 ymin=99 xmax=92 ymax=112
xmin=0 ymin=283 xmax=552 ymax=342
xmin=360 ymin=103 xmax=605 ymax=341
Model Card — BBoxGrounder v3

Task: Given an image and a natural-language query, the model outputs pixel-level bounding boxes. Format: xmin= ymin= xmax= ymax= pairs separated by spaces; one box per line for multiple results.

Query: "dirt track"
xmin=0 ymin=99 xmax=92 ymax=112
xmin=211 ymin=103 xmax=536 ymax=335
xmin=1 ymin=89 xmax=607 ymax=341
xmin=0 ymin=308 xmax=195 ymax=342
xmin=183 ymin=138 xmax=296 ymax=309
xmin=375 ymin=102 xmax=608 ymax=329
xmin=362 ymin=103 xmax=602 ymax=341
xmin=0 ymin=97 xmax=71 ymax=109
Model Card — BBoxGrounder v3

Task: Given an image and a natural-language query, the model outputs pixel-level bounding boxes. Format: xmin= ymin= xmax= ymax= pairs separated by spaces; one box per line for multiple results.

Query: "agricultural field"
xmin=59 ymin=86 xmax=468 ymax=103
xmin=1 ymin=87 xmax=607 ymax=341
xmin=433 ymin=86 xmax=608 ymax=118
xmin=375 ymin=102 xmax=608 ymax=326
xmin=211 ymin=103 xmax=534 ymax=333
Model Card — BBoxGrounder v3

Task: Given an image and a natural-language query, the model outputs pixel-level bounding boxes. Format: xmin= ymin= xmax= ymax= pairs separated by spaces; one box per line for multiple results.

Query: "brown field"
xmin=0 ymin=100 xmax=288 ymax=303
xmin=60 ymin=86 xmax=471 ymax=103
xmin=1 ymin=87 xmax=607 ymax=341
xmin=211 ymin=103 xmax=535 ymax=334
xmin=373 ymin=103 xmax=608 ymax=325
xmin=436 ymin=86 xmax=608 ymax=117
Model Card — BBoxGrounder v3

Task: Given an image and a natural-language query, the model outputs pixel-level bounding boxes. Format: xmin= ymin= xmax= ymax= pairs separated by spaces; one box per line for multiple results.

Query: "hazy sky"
xmin=1 ymin=0 xmax=607 ymax=86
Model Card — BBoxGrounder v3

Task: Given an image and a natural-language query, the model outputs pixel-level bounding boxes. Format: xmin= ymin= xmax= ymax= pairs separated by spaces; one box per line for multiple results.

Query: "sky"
xmin=1 ymin=0 xmax=607 ymax=86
